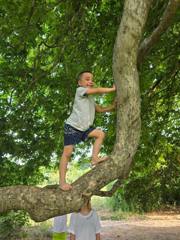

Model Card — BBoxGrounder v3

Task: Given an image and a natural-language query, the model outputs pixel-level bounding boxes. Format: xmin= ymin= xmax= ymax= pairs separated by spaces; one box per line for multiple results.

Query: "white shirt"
xmin=66 ymin=87 xmax=95 ymax=131
xmin=52 ymin=215 xmax=67 ymax=233
xmin=68 ymin=210 xmax=101 ymax=240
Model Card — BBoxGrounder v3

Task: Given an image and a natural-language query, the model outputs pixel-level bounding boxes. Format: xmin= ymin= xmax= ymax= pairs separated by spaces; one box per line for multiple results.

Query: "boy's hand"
xmin=87 ymin=80 xmax=94 ymax=87
xmin=112 ymin=84 xmax=116 ymax=91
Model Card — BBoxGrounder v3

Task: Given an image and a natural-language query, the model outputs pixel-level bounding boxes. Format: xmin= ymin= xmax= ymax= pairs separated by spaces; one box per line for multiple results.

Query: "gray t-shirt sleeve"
xmin=77 ymin=87 xmax=88 ymax=97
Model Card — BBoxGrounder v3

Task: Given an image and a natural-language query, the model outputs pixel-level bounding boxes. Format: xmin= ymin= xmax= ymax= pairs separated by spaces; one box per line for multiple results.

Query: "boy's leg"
xmin=59 ymin=145 xmax=74 ymax=191
xmin=88 ymin=129 xmax=108 ymax=165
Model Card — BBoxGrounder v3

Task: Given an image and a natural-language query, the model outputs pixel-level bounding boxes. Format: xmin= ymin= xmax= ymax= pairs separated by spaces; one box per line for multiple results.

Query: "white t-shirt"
xmin=66 ymin=87 xmax=95 ymax=131
xmin=52 ymin=215 xmax=67 ymax=233
xmin=68 ymin=210 xmax=101 ymax=240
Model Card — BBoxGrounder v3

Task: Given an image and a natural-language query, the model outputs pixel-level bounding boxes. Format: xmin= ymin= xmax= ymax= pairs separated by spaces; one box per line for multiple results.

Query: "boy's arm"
xmin=70 ymin=233 xmax=76 ymax=240
xmin=86 ymin=85 xmax=116 ymax=95
xmin=95 ymin=99 xmax=117 ymax=113
xmin=96 ymin=233 xmax=101 ymax=240
xmin=95 ymin=104 xmax=115 ymax=113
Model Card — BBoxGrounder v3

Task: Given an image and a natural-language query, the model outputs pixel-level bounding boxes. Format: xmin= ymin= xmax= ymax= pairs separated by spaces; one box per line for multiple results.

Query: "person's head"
xmin=77 ymin=71 xmax=94 ymax=87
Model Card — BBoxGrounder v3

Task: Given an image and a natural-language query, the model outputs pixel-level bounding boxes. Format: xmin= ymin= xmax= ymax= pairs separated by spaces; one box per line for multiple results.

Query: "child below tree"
xmin=69 ymin=199 xmax=101 ymax=240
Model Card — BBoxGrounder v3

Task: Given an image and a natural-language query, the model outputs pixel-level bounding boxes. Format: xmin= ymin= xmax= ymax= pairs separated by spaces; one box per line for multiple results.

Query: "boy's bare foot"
xmin=91 ymin=156 xmax=109 ymax=166
xmin=60 ymin=182 xmax=72 ymax=191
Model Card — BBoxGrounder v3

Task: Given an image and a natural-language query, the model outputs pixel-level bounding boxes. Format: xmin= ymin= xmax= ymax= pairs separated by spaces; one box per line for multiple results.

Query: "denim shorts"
xmin=64 ymin=124 xmax=95 ymax=146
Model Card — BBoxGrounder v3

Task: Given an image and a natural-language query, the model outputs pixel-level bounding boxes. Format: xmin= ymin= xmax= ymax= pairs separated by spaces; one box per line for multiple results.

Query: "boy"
xmin=60 ymin=71 xmax=116 ymax=191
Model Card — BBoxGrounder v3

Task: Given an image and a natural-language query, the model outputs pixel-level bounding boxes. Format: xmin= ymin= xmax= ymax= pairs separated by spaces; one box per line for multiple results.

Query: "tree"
xmin=0 ymin=0 xmax=179 ymax=221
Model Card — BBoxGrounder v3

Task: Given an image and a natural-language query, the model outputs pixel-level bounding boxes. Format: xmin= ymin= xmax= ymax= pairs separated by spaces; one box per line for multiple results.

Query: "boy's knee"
xmin=99 ymin=130 xmax=105 ymax=139
xmin=62 ymin=148 xmax=73 ymax=158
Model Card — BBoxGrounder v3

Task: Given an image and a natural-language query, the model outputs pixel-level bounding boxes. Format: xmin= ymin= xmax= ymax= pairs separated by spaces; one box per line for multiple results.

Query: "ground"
xmin=16 ymin=211 xmax=180 ymax=240
xmin=100 ymin=211 xmax=180 ymax=240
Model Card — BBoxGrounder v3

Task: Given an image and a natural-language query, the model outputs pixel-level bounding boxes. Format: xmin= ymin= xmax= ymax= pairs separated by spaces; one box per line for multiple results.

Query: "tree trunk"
xmin=0 ymin=0 xmax=153 ymax=222
xmin=112 ymin=0 xmax=153 ymax=174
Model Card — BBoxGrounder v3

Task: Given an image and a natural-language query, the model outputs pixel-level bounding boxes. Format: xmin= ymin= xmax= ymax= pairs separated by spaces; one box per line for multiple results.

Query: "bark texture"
xmin=0 ymin=0 xmax=160 ymax=222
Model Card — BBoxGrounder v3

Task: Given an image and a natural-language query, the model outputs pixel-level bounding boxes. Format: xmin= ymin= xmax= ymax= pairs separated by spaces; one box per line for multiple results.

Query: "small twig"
xmin=138 ymin=0 xmax=179 ymax=65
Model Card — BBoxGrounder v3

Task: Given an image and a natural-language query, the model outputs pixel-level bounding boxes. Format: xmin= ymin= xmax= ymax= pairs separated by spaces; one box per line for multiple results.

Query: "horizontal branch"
xmin=0 ymin=154 xmax=130 ymax=222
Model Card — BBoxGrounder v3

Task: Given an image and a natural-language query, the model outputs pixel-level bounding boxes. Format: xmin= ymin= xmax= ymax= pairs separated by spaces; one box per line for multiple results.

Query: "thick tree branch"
xmin=0 ymin=155 xmax=129 ymax=222
xmin=138 ymin=0 xmax=179 ymax=65
xmin=112 ymin=0 xmax=153 ymax=161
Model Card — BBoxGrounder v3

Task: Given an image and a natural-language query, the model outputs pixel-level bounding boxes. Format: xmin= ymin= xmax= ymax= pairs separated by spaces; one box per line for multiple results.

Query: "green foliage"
xmin=0 ymin=0 xmax=121 ymax=185
xmin=0 ymin=211 xmax=29 ymax=240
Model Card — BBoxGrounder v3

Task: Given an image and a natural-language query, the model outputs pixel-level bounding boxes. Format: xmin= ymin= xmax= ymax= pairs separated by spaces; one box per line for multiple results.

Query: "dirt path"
xmin=19 ymin=212 xmax=180 ymax=240
xmin=100 ymin=213 xmax=180 ymax=240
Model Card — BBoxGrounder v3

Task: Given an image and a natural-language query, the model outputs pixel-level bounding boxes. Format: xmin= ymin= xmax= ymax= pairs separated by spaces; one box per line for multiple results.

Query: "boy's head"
xmin=77 ymin=71 xmax=94 ymax=87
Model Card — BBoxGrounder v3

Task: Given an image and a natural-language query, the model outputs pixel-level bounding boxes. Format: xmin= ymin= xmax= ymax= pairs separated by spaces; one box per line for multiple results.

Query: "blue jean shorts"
xmin=64 ymin=124 xmax=95 ymax=146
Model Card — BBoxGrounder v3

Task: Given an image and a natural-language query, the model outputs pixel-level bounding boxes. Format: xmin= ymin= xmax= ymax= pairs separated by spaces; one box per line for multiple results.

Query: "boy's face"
xmin=78 ymin=72 xmax=94 ymax=87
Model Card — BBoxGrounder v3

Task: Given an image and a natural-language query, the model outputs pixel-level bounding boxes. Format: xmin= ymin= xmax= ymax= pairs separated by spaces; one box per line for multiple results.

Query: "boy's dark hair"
xmin=77 ymin=71 xmax=92 ymax=81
